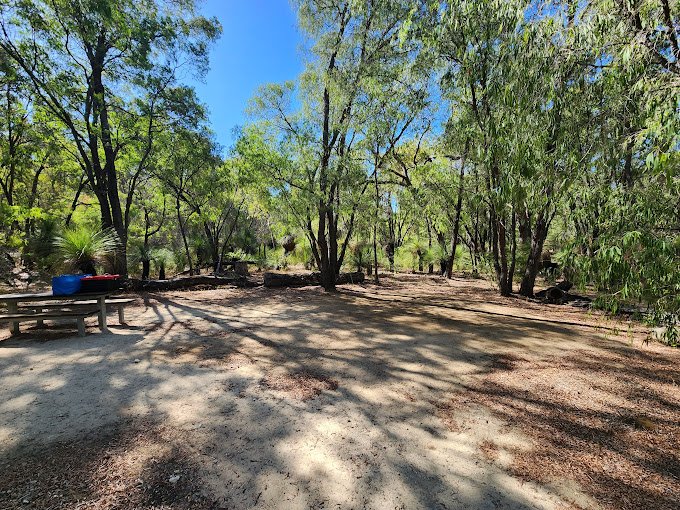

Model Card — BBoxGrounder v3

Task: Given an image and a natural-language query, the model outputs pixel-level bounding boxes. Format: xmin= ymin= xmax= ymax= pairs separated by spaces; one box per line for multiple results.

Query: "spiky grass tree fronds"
xmin=25 ymin=217 xmax=60 ymax=270
xmin=54 ymin=227 xmax=120 ymax=275
xmin=151 ymin=248 xmax=175 ymax=280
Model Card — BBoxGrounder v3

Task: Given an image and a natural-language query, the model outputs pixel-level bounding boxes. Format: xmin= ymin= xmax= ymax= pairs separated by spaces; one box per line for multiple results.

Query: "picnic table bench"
xmin=0 ymin=292 xmax=135 ymax=337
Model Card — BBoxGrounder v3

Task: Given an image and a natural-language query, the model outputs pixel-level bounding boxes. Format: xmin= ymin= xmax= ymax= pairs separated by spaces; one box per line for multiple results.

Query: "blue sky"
xmin=189 ymin=0 xmax=304 ymax=151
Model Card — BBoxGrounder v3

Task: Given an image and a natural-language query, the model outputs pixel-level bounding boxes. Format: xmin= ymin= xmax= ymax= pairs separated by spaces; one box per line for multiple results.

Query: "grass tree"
xmin=54 ymin=227 xmax=119 ymax=275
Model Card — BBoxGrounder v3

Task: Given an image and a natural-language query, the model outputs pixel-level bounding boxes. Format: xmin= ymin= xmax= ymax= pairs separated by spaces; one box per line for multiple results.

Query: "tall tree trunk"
xmin=91 ymin=43 xmax=127 ymax=276
xmin=508 ymin=209 xmax=517 ymax=291
xmin=142 ymin=260 xmax=150 ymax=280
xmin=519 ymin=213 xmax=551 ymax=297
xmin=373 ymin=166 xmax=380 ymax=284
xmin=446 ymin=139 xmax=469 ymax=278
xmin=176 ymin=197 xmax=193 ymax=276
xmin=426 ymin=218 xmax=434 ymax=274
xmin=489 ymin=163 xmax=512 ymax=297
xmin=203 ymin=221 xmax=220 ymax=273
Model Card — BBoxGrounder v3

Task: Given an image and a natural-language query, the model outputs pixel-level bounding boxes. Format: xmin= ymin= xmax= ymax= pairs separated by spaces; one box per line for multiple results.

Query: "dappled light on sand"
xmin=1 ymin=275 xmax=677 ymax=509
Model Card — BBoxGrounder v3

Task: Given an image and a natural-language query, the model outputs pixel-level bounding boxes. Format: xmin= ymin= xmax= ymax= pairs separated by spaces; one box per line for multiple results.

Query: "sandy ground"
xmin=0 ymin=274 xmax=678 ymax=509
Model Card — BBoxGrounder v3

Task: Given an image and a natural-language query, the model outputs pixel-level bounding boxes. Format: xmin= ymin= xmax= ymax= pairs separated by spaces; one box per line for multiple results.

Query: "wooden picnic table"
xmin=0 ymin=291 xmax=114 ymax=336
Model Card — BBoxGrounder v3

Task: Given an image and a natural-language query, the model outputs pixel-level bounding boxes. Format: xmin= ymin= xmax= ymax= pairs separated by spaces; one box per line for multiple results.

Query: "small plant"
xmin=645 ymin=308 xmax=679 ymax=347
xmin=225 ymin=248 xmax=249 ymax=261
xmin=151 ymin=248 xmax=175 ymax=280
xmin=349 ymin=241 xmax=372 ymax=273
xmin=54 ymin=226 xmax=119 ymax=275
xmin=24 ymin=217 xmax=59 ymax=270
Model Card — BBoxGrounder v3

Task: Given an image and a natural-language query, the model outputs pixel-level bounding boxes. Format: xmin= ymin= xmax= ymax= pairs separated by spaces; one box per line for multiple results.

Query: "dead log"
xmin=556 ymin=280 xmax=573 ymax=292
xmin=534 ymin=284 xmax=592 ymax=306
xmin=534 ymin=286 xmax=566 ymax=304
xmin=335 ymin=271 xmax=365 ymax=285
xmin=264 ymin=271 xmax=365 ymax=288
xmin=125 ymin=274 xmax=257 ymax=291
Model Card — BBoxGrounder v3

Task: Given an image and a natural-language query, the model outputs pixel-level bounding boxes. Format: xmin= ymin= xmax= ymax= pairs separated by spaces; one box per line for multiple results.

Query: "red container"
xmin=79 ymin=274 xmax=121 ymax=293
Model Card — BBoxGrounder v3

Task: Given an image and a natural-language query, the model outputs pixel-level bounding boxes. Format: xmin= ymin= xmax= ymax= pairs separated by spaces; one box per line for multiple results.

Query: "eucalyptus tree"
xmin=413 ymin=0 xmax=602 ymax=296
xmin=155 ymin=128 xmax=220 ymax=275
xmin=0 ymin=51 xmax=30 ymax=209
xmin=0 ymin=0 xmax=220 ymax=274
xmin=0 ymin=55 xmax=74 ymax=246
xmin=563 ymin=0 xmax=680 ymax=326
xmin=128 ymin=186 xmax=167 ymax=280
xmin=242 ymin=0 xmax=422 ymax=291
xmin=358 ymin=53 xmax=431 ymax=282
xmin=426 ymin=0 xmax=530 ymax=295
xmin=513 ymin=2 xmax=599 ymax=297
xmin=195 ymin=163 xmax=249 ymax=274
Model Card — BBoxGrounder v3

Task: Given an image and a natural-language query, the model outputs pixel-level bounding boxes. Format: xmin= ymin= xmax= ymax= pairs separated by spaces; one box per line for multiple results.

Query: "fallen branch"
xmin=125 ymin=273 xmax=258 ymax=291
xmin=264 ymin=271 xmax=365 ymax=288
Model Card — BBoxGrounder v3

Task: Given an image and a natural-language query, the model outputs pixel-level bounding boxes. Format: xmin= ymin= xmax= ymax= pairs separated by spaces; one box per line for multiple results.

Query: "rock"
xmin=168 ymin=474 xmax=181 ymax=484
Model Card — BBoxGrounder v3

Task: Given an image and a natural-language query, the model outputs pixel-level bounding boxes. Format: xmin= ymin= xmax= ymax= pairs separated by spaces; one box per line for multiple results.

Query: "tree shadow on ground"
xmin=436 ymin=349 xmax=680 ymax=510
xmin=1 ymin=281 xmax=677 ymax=509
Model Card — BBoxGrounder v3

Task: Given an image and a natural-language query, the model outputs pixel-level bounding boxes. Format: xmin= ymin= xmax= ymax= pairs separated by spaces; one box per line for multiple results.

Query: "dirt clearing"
xmin=1 ymin=274 xmax=678 ymax=509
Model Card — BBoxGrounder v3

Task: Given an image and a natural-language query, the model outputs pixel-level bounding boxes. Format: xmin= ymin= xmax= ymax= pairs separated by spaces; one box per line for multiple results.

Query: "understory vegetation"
xmin=0 ymin=0 xmax=678 ymax=341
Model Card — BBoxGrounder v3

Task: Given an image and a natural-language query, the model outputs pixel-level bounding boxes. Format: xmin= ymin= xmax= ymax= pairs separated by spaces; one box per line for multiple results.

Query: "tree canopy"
xmin=1 ymin=0 xmax=678 ymax=341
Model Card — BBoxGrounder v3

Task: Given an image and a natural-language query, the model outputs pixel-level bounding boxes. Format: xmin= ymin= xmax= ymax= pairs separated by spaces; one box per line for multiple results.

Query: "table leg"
xmin=77 ymin=317 xmax=86 ymax=337
xmin=97 ymin=296 xmax=108 ymax=332
xmin=7 ymin=301 xmax=19 ymax=335
xmin=118 ymin=305 xmax=125 ymax=324
xmin=36 ymin=307 xmax=44 ymax=328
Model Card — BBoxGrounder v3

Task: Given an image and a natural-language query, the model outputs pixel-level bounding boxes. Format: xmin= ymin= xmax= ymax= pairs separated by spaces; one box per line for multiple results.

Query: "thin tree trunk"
xmin=519 ymin=213 xmax=551 ymax=297
xmin=446 ymin=139 xmax=469 ymax=278
xmin=508 ymin=209 xmax=517 ymax=291
xmin=373 ymin=167 xmax=380 ymax=284
xmin=176 ymin=197 xmax=193 ymax=276
xmin=426 ymin=219 xmax=434 ymax=274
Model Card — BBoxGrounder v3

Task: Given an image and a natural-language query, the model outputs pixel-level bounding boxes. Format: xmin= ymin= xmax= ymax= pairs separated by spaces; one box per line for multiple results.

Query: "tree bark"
xmin=446 ymin=139 xmax=469 ymax=278
xmin=519 ymin=213 xmax=551 ymax=297
xmin=176 ymin=196 xmax=194 ymax=276
xmin=373 ymin=165 xmax=380 ymax=284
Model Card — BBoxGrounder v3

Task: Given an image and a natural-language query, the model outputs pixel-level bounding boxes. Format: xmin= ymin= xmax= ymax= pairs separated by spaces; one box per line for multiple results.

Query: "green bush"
xmin=288 ymin=242 xmax=315 ymax=269
xmin=54 ymin=226 xmax=119 ymax=275
xmin=348 ymin=241 xmax=373 ymax=272
xmin=151 ymin=248 xmax=175 ymax=279
xmin=24 ymin=217 xmax=59 ymax=271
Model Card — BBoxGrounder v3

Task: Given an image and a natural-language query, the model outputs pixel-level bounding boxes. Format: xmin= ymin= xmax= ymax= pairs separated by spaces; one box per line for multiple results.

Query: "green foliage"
xmin=645 ymin=310 xmax=679 ymax=348
xmin=287 ymin=242 xmax=315 ymax=270
xmin=150 ymin=248 xmax=176 ymax=278
xmin=24 ymin=217 xmax=59 ymax=271
xmin=54 ymin=227 xmax=120 ymax=275
xmin=0 ymin=0 xmax=677 ymax=347
xmin=348 ymin=242 xmax=373 ymax=273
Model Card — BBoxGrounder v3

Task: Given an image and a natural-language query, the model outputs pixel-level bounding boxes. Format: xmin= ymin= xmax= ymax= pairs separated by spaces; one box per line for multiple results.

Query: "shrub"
xmin=150 ymin=248 xmax=175 ymax=279
xmin=54 ymin=226 xmax=119 ymax=275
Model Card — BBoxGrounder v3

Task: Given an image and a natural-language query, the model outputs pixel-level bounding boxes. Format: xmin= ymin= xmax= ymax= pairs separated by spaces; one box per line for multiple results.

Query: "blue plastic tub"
xmin=52 ymin=274 xmax=89 ymax=296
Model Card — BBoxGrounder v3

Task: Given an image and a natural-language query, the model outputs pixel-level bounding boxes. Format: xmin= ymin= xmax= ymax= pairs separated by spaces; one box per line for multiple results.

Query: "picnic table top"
xmin=0 ymin=291 xmax=113 ymax=303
